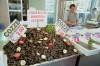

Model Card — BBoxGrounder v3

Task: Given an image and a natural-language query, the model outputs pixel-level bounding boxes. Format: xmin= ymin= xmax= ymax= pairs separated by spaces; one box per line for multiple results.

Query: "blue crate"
xmin=0 ymin=23 xmax=5 ymax=30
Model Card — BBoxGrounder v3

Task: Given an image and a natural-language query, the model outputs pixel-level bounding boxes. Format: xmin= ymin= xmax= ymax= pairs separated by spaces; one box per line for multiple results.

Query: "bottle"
xmin=88 ymin=37 xmax=93 ymax=48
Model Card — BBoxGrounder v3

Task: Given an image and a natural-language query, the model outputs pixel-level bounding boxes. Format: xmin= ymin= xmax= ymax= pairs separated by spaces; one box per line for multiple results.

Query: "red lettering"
xmin=31 ymin=15 xmax=45 ymax=18
xmin=18 ymin=26 xmax=24 ymax=33
xmin=16 ymin=32 xmax=20 ymax=35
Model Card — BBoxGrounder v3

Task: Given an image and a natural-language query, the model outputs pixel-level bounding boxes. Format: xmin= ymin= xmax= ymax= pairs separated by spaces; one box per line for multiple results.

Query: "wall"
xmin=0 ymin=0 xmax=10 ymax=27
xmin=58 ymin=0 xmax=65 ymax=19
xmin=29 ymin=0 xmax=45 ymax=10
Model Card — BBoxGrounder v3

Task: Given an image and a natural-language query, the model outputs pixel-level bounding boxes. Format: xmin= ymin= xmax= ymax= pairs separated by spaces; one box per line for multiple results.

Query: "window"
xmin=45 ymin=0 xmax=57 ymax=24
xmin=64 ymin=0 xmax=100 ymax=24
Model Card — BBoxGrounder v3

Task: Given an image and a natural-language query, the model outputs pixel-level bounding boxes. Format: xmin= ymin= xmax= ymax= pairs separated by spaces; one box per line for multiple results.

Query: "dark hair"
xmin=92 ymin=8 xmax=97 ymax=11
xmin=69 ymin=4 xmax=76 ymax=8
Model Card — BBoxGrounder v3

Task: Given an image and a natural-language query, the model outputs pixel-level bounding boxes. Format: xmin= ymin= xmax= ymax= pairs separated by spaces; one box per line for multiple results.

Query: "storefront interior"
xmin=0 ymin=0 xmax=100 ymax=66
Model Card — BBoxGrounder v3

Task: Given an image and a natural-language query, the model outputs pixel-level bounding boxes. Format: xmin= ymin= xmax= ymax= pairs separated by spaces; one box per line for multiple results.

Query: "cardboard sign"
xmin=55 ymin=19 xmax=69 ymax=34
xmin=3 ymin=19 xmax=20 ymax=37
xmin=3 ymin=19 xmax=27 ymax=43
xmin=27 ymin=8 xmax=48 ymax=28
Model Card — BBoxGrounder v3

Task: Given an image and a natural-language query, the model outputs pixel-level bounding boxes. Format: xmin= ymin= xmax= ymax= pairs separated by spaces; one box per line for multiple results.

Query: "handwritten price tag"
xmin=55 ymin=19 xmax=69 ymax=34
xmin=84 ymin=32 xmax=91 ymax=40
xmin=56 ymin=29 xmax=66 ymax=38
xmin=9 ymin=25 xmax=26 ymax=43
xmin=3 ymin=19 xmax=20 ymax=37
xmin=93 ymin=32 xmax=100 ymax=38
xmin=3 ymin=19 xmax=27 ymax=43
xmin=72 ymin=34 xmax=80 ymax=43
xmin=27 ymin=8 xmax=48 ymax=28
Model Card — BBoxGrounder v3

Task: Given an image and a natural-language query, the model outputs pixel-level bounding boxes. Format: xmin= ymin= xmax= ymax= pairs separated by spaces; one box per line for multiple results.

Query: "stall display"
xmin=3 ymin=25 xmax=78 ymax=66
xmin=66 ymin=26 xmax=100 ymax=56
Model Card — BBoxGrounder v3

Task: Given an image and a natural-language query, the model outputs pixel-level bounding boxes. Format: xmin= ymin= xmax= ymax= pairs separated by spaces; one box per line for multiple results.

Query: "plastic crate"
xmin=1 ymin=53 xmax=78 ymax=66
xmin=30 ymin=54 xmax=78 ymax=66
xmin=73 ymin=42 xmax=100 ymax=56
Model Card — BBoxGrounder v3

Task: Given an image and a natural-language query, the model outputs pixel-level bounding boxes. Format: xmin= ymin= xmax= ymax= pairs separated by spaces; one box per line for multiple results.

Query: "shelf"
xmin=9 ymin=10 xmax=22 ymax=12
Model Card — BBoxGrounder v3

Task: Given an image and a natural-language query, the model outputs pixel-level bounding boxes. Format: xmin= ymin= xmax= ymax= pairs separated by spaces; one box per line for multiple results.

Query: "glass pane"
xmin=9 ymin=0 xmax=21 ymax=10
xmin=9 ymin=0 xmax=22 ymax=22
xmin=9 ymin=12 xmax=22 ymax=22
xmin=45 ymin=0 xmax=56 ymax=24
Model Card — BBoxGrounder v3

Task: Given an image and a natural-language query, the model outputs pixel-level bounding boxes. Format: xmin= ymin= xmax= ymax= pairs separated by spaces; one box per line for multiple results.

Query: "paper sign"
xmin=55 ymin=19 xmax=69 ymax=34
xmin=72 ymin=34 xmax=80 ymax=43
xmin=84 ymin=32 xmax=91 ymax=40
xmin=8 ymin=25 xmax=26 ymax=43
xmin=3 ymin=19 xmax=20 ymax=37
xmin=3 ymin=19 xmax=27 ymax=43
xmin=56 ymin=29 xmax=66 ymax=37
xmin=93 ymin=32 xmax=100 ymax=38
xmin=27 ymin=8 xmax=48 ymax=28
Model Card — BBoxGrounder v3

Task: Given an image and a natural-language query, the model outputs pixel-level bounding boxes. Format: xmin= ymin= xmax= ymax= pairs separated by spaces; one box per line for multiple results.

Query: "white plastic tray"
xmin=68 ymin=37 xmax=100 ymax=56
xmin=73 ymin=42 xmax=100 ymax=56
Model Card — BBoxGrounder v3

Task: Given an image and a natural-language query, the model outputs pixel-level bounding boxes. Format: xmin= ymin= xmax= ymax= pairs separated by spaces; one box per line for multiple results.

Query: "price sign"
xmin=27 ymin=8 xmax=48 ymax=28
xmin=3 ymin=19 xmax=20 ymax=37
xmin=84 ymin=32 xmax=91 ymax=40
xmin=93 ymin=32 xmax=100 ymax=38
xmin=72 ymin=34 xmax=80 ymax=43
xmin=56 ymin=29 xmax=66 ymax=38
xmin=55 ymin=19 xmax=69 ymax=34
xmin=3 ymin=19 xmax=27 ymax=43
xmin=9 ymin=25 xmax=26 ymax=43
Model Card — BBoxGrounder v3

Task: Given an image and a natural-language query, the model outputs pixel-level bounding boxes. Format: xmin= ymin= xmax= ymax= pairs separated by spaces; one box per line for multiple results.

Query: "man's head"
xmin=69 ymin=4 xmax=77 ymax=13
xmin=92 ymin=8 xmax=97 ymax=12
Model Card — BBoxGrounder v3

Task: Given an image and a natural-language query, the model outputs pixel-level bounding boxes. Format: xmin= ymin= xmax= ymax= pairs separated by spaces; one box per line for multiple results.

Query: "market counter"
xmin=0 ymin=29 xmax=79 ymax=66
xmin=65 ymin=26 xmax=100 ymax=56
xmin=1 ymin=19 xmax=100 ymax=66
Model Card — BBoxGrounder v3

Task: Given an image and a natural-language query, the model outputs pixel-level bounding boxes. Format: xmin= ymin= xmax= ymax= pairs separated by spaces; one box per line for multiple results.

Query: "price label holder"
xmin=3 ymin=19 xmax=27 ymax=43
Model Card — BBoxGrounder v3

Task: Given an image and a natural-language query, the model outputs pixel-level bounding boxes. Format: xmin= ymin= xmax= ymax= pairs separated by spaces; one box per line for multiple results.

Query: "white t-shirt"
xmin=64 ymin=11 xmax=79 ymax=22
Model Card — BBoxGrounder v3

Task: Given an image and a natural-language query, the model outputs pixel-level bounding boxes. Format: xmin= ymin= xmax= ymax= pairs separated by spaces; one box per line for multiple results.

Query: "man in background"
xmin=87 ymin=8 xmax=98 ymax=21
xmin=64 ymin=4 xmax=79 ymax=27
